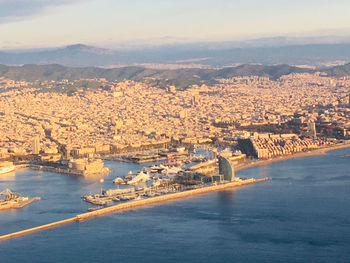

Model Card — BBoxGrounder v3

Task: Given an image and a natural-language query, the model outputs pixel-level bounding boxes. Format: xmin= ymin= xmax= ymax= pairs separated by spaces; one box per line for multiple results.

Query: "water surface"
xmin=1 ymin=148 xmax=349 ymax=263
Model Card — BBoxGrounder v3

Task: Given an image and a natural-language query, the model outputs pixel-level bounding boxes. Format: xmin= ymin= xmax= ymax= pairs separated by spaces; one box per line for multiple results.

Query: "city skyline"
xmin=1 ymin=0 xmax=350 ymax=49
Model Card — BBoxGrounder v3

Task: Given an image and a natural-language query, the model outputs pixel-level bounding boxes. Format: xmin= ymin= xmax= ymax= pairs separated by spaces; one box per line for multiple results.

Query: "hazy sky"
xmin=1 ymin=0 xmax=350 ymax=49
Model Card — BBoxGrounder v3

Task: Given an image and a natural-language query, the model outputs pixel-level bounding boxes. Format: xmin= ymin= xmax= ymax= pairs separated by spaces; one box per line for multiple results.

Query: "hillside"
xmin=0 ymin=64 xmax=311 ymax=84
xmin=324 ymin=62 xmax=350 ymax=77
xmin=2 ymin=43 xmax=350 ymax=67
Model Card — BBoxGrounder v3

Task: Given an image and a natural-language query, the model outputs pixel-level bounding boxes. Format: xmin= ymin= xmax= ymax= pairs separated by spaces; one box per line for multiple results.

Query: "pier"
xmin=0 ymin=178 xmax=270 ymax=241
xmin=0 ymin=197 xmax=41 ymax=211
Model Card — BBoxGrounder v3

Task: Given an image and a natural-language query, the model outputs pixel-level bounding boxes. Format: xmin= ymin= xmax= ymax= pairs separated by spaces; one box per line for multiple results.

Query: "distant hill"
xmin=2 ymin=43 xmax=350 ymax=67
xmin=324 ymin=62 xmax=350 ymax=77
xmin=0 ymin=63 xmax=311 ymax=83
xmin=2 ymin=63 xmax=350 ymax=91
xmin=211 ymin=64 xmax=310 ymax=80
xmin=0 ymin=45 xmax=116 ymax=67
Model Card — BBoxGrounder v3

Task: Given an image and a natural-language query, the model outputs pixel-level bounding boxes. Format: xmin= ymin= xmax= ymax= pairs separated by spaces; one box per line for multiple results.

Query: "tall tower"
xmin=218 ymin=156 xmax=235 ymax=181
xmin=308 ymin=122 xmax=317 ymax=138
xmin=32 ymin=136 xmax=40 ymax=155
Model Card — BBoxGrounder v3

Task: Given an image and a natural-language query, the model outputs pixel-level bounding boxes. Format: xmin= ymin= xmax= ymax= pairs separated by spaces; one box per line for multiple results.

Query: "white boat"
xmin=127 ymin=171 xmax=151 ymax=185
xmin=113 ymin=177 xmax=126 ymax=184
xmin=161 ymin=166 xmax=182 ymax=175
xmin=149 ymin=164 xmax=166 ymax=173
xmin=0 ymin=165 xmax=16 ymax=175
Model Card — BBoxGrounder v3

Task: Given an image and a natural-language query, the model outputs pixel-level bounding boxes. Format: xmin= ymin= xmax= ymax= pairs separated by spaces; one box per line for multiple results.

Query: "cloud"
xmin=0 ymin=0 xmax=88 ymax=23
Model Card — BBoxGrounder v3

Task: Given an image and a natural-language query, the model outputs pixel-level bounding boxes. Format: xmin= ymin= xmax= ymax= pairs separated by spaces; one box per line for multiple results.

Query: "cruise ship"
xmin=0 ymin=162 xmax=16 ymax=175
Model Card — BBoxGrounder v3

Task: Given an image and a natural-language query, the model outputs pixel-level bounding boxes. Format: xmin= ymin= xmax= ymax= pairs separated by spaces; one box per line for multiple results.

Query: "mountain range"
xmin=2 ymin=42 xmax=350 ymax=67
xmin=1 ymin=63 xmax=350 ymax=86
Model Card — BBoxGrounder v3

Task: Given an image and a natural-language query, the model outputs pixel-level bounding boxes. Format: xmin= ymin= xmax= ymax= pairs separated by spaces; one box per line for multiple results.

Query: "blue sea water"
xmin=0 ymin=148 xmax=350 ymax=263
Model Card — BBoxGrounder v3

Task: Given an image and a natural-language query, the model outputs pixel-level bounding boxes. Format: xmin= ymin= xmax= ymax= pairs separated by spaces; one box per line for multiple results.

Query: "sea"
xmin=0 ymin=148 xmax=350 ymax=263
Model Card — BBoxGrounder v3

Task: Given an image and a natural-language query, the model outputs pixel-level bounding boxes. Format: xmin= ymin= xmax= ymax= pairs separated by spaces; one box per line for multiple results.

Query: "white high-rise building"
xmin=32 ymin=136 xmax=40 ymax=154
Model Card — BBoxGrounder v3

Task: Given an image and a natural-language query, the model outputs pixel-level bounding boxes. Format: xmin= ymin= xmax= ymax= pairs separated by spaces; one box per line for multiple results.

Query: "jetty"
xmin=0 ymin=177 xmax=270 ymax=241
xmin=0 ymin=189 xmax=41 ymax=211
xmin=0 ymin=197 xmax=41 ymax=210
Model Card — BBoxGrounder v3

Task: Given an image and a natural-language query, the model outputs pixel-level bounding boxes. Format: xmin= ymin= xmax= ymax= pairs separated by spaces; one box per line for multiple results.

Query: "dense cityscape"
xmin=2 ymin=0 xmax=350 ymax=261
xmin=0 ymin=72 xmax=349 ymax=161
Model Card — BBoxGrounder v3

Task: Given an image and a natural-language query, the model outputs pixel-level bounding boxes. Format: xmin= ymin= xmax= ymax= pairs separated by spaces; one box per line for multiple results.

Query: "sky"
xmin=1 ymin=0 xmax=350 ymax=49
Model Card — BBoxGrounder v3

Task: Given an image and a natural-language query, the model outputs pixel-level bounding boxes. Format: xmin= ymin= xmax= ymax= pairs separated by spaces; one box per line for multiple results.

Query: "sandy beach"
xmin=236 ymin=141 xmax=350 ymax=172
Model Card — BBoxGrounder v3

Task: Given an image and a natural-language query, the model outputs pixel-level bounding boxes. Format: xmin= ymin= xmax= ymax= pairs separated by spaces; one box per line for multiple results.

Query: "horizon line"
xmin=3 ymin=33 xmax=350 ymax=51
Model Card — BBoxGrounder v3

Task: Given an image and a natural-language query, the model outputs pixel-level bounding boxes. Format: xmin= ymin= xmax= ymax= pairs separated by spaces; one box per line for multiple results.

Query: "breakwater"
xmin=0 ymin=178 xmax=270 ymax=241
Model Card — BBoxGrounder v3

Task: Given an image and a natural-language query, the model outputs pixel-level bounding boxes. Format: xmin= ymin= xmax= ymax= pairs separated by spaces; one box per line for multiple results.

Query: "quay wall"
xmin=0 ymin=178 xmax=270 ymax=241
xmin=30 ymin=164 xmax=84 ymax=176
xmin=29 ymin=164 xmax=109 ymax=176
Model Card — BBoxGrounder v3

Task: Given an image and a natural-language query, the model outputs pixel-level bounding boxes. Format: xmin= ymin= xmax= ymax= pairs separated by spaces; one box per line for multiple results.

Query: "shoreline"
xmin=2 ymin=142 xmax=348 ymax=241
xmin=236 ymin=142 xmax=350 ymax=172
xmin=10 ymin=142 xmax=350 ymax=176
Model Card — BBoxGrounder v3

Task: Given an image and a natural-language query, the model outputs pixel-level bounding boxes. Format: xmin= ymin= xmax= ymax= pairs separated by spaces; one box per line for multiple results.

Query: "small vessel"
xmin=82 ymin=194 xmax=113 ymax=206
xmin=119 ymin=193 xmax=137 ymax=201
xmin=113 ymin=177 xmax=126 ymax=185
xmin=127 ymin=171 xmax=151 ymax=185
xmin=150 ymin=164 xmax=166 ymax=173
xmin=161 ymin=166 xmax=182 ymax=175
xmin=88 ymin=206 xmax=104 ymax=212
xmin=191 ymin=155 xmax=207 ymax=162
xmin=0 ymin=189 xmax=40 ymax=211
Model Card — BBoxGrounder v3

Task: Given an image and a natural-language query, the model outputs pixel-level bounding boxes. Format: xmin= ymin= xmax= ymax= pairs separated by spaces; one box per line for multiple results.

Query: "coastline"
xmin=236 ymin=142 xmax=350 ymax=172
xmin=10 ymin=141 xmax=350 ymax=176
xmin=2 ymin=142 xmax=348 ymax=241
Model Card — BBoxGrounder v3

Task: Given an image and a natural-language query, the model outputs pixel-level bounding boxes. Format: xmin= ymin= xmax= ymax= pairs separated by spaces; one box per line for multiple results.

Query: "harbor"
xmin=0 ymin=144 xmax=349 ymax=263
xmin=1 ymin=143 xmax=349 ymax=243
xmin=0 ymin=145 xmax=274 ymax=240
xmin=1 ymin=137 xmax=350 ymax=262
xmin=0 ymin=177 xmax=270 ymax=241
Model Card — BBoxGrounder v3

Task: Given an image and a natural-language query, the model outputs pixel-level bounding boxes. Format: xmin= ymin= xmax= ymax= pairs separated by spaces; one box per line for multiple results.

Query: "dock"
xmin=0 ymin=197 xmax=41 ymax=211
xmin=0 ymin=178 xmax=270 ymax=241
